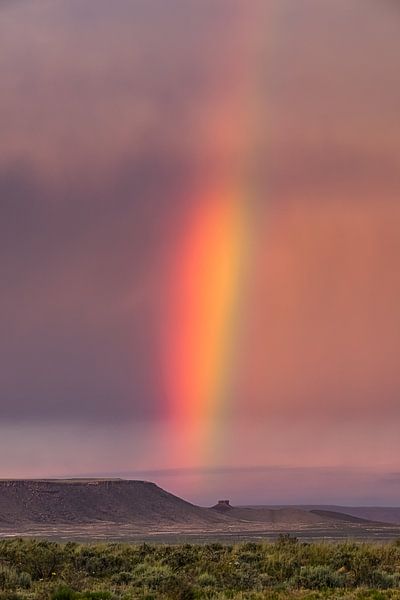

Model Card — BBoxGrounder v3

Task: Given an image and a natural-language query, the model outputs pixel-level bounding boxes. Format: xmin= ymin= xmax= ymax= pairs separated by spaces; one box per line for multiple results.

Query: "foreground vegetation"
xmin=1 ymin=537 xmax=400 ymax=599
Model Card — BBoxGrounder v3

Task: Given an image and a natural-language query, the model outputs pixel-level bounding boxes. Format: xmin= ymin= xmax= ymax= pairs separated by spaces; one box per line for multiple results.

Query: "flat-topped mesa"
xmin=0 ymin=479 xmax=130 ymax=485
xmin=0 ymin=479 xmax=228 ymax=526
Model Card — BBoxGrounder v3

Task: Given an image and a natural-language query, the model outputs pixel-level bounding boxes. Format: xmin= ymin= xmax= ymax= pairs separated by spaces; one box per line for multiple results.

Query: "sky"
xmin=1 ymin=0 xmax=400 ymax=506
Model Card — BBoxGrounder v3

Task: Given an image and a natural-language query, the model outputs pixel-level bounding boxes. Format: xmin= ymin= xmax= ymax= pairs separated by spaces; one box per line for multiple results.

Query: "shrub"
xmin=52 ymin=588 xmax=113 ymax=600
xmin=369 ymin=570 xmax=400 ymax=589
xmin=110 ymin=571 xmax=132 ymax=585
xmin=132 ymin=563 xmax=173 ymax=590
xmin=197 ymin=572 xmax=217 ymax=587
xmin=163 ymin=546 xmax=198 ymax=571
xmin=17 ymin=572 xmax=31 ymax=590
xmin=167 ymin=581 xmax=195 ymax=600
xmin=52 ymin=587 xmax=77 ymax=600
xmin=276 ymin=534 xmax=299 ymax=546
xmin=291 ymin=565 xmax=345 ymax=589
xmin=0 ymin=565 xmax=19 ymax=590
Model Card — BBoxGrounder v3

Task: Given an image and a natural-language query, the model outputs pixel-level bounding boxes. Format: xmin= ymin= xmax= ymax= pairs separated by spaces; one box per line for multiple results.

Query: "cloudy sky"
xmin=1 ymin=0 xmax=399 ymax=505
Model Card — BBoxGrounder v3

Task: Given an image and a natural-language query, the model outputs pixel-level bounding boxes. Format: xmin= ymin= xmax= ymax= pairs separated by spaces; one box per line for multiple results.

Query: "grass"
xmin=0 ymin=536 xmax=400 ymax=599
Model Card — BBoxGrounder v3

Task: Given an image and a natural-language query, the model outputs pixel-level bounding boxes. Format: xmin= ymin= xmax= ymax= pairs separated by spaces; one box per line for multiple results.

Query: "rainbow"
xmin=165 ymin=190 xmax=251 ymax=463
xmin=163 ymin=3 xmax=273 ymax=468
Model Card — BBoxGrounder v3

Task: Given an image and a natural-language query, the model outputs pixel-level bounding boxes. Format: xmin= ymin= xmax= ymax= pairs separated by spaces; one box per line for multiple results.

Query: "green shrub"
xmin=163 ymin=546 xmax=198 ymax=571
xmin=16 ymin=572 xmax=32 ymax=590
xmin=52 ymin=588 xmax=113 ymax=600
xmin=52 ymin=586 xmax=77 ymax=600
xmin=257 ymin=572 xmax=274 ymax=589
xmin=276 ymin=534 xmax=299 ymax=546
xmin=110 ymin=571 xmax=133 ymax=585
xmin=197 ymin=572 xmax=217 ymax=587
xmin=132 ymin=563 xmax=173 ymax=590
xmin=369 ymin=570 xmax=400 ymax=589
xmin=291 ymin=565 xmax=345 ymax=589
xmin=0 ymin=565 xmax=19 ymax=590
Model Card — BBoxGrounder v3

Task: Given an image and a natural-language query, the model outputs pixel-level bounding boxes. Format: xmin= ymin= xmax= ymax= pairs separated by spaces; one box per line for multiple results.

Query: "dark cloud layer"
xmin=0 ymin=165 xmax=187 ymax=420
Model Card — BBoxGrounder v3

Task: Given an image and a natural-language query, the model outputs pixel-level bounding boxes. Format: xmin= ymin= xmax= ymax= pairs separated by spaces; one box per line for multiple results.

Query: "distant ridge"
xmin=211 ymin=504 xmax=335 ymax=525
xmin=309 ymin=509 xmax=374 ymax=524
xmin=302 ymin=505 xmax=400 ymax=525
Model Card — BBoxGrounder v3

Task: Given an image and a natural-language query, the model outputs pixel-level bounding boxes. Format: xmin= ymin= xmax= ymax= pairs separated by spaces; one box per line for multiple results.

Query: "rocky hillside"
xmin=0 ymin=479 xmax=227 ymax=526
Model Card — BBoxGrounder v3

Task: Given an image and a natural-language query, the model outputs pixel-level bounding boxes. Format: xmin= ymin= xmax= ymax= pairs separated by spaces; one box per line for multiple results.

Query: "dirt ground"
xmin=1 ymin=520 xmax=400 ymax=543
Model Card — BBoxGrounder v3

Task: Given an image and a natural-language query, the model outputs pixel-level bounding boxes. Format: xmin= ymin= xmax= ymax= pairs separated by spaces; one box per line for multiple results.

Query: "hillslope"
xmin=303 ymin=505 xmax=400 ymax=525
xmin=211 ymin=503 xmax=327 ymax=525
xmin=0 ymin=479 xmax=227 ymax=526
